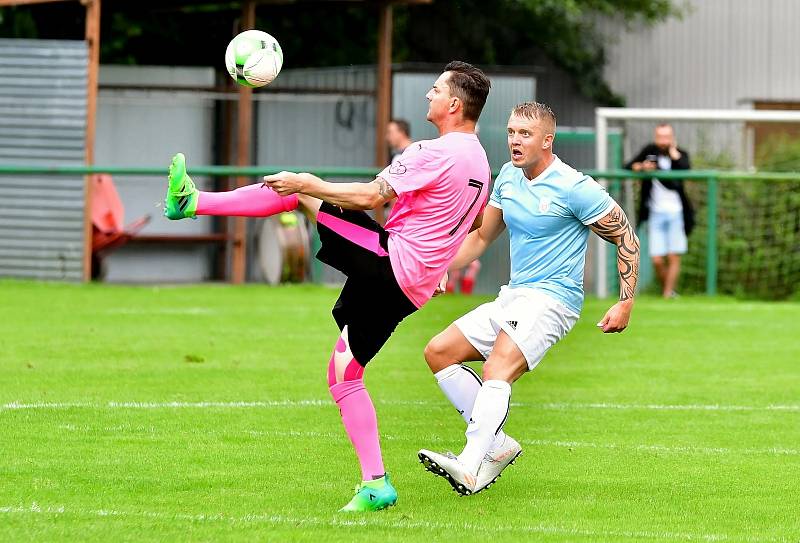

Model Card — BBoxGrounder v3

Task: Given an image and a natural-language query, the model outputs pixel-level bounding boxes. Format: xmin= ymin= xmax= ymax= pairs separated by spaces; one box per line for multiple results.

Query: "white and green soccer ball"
xmin=225 ymin=30 xmax=283 ymax=88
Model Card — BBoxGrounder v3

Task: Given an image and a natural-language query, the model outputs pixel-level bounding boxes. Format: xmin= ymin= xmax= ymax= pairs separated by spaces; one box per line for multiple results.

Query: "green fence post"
xmin=706 ymin=176 xmax=718 ymax=296
xmin=609 ymin=134 xmax=623 ymax=169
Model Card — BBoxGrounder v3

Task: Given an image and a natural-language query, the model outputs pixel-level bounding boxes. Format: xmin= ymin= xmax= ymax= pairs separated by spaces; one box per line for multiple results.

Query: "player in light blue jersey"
xmin=418 ymin=102 xmax=640 ymax=496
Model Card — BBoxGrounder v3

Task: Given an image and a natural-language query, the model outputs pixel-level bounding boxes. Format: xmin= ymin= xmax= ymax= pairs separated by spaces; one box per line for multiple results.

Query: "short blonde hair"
xmin=511 ymin=101 xmax=556 ymax=132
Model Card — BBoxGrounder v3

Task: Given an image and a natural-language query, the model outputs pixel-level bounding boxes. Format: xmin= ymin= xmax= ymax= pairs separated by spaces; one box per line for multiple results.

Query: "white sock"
xmin=434 ymin=365 xmax=507 ymax=450
xmin=457 ymin=380 xmax=512 ymax=475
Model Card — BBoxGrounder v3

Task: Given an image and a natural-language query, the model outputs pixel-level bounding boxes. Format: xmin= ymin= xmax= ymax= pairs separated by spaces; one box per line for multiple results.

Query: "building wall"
xmin=91 ymin=63 xmax=605 ymax=291
xmin=257 ymin=66 xmax=376 ymax=168
xmin=96 ymin=65 xmax=217 ymax=283
xmin=0 ymin=39 xmax=86 ymax=281
xmin=392 ymin=70 xmax=536 ymax=171
xmin=601 ymin=0 xmax=800 ymax=164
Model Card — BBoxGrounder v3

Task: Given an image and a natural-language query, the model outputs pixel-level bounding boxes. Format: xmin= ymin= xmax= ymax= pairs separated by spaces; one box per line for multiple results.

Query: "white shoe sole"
xmin=418 ymin=451 xmax=475 ymax=496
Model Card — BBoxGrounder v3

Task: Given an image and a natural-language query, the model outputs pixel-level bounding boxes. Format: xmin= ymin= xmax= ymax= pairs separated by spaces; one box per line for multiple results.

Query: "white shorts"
xmin=454 ymin=286 xmax=580 ymax=371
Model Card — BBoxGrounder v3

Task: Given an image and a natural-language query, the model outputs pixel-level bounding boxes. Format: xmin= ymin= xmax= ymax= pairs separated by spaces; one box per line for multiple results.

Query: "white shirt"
xmin=649 ymin=156 xmax=683 ymax=214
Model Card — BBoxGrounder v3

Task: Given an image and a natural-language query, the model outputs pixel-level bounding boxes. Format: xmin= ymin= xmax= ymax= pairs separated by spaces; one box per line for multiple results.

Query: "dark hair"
xmin=389 ymin=118 xmax=411 ymax=138
xmin=443 ymin=61 xmax=491 ymax=122
xmin=511 ymin=101 xmax=557 ymax=131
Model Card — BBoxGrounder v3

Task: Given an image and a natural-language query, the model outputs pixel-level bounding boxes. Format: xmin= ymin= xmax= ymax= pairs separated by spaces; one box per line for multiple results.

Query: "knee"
xmin=327 ymin=328 xmax=365 ymax=386
xmin=651 ymin=256 xmax=665 ymax=267
xmin=424 ymin=335 xmax=451 ymax=373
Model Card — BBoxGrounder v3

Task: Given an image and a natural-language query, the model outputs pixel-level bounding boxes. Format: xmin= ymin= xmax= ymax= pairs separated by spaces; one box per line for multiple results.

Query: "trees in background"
xmin=0 ymin=0 xmax=681 ymax=104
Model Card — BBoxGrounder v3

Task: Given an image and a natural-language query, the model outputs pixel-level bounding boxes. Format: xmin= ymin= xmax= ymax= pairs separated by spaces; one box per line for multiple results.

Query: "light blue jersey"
xmin=489 ymin=156 xmax=614 ymax=313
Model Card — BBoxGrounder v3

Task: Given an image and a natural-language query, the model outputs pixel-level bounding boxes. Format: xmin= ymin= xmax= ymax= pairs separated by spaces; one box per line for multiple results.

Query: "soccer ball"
xmin=225 ymin=30 xmax=283 ymax=88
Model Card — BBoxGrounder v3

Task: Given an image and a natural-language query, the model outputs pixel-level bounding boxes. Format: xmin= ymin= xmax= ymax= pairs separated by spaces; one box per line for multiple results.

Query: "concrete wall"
xmin=96 ymin=66 xmax=217 ymax=282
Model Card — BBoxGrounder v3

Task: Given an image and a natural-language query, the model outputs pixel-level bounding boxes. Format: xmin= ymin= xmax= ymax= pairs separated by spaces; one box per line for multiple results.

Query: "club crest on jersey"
xmin=389 ymin=161 xmax=407 ymax=175
xmin=538 ymin=197 xmax=551 ymax=213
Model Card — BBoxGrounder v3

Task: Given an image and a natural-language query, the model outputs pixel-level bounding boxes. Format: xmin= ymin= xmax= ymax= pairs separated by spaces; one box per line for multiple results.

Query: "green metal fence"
xmin=1 ymin=165 xmax=798 ymax=297
xmin=590 ymin=169 xmax=800 ymax=297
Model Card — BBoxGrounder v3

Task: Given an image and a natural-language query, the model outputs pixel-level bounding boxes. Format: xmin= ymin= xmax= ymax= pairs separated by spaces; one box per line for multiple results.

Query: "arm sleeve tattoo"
xmin=372 ymin=177 xmax=397 ymax=202
xmin=589 ymin=205 xmax=640 ymax=302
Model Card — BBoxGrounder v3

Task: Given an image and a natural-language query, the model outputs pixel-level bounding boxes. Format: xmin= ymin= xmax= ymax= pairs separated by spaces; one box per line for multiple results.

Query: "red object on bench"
xmin=91 ymin=174 xmax=151 ymax=254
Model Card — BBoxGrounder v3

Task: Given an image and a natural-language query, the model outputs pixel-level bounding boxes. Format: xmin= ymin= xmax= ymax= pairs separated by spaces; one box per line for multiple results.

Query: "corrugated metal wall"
xmin=601 ymin=0 xmax=800 ymax=165
xmin=0 ymin=39 xmax=87 ymax=281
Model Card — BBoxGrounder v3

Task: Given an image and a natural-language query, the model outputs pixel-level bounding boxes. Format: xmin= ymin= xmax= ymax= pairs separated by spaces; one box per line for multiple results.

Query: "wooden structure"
xmin=0 ymin=0 xmax=431 ymax=282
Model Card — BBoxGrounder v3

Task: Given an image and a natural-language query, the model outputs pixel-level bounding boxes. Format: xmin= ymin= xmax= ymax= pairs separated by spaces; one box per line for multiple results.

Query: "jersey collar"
xmin=525 ymin=155 xmax=561 ymax=184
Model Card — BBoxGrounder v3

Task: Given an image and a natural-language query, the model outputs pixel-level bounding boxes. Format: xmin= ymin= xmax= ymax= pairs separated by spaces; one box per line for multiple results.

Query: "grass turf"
xmin=0 ymin=280 xmax=799 ymax=542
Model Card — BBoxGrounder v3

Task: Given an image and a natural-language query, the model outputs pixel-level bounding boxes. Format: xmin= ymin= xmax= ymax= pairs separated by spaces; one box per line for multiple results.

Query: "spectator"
xmin=386 ymin=118 xmax=413 ymax=165
xmin=382 ymin=119 xmax=414 ymax=221
xmin=625 ymin=123 xmax=695 ymax=298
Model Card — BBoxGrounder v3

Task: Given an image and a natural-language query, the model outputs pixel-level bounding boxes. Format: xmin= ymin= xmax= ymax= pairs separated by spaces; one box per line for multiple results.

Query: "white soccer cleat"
xmin=474 ymin=435 xmax=522 ymax=493
xmin=418 ymin=449 xmax=477 ymax=496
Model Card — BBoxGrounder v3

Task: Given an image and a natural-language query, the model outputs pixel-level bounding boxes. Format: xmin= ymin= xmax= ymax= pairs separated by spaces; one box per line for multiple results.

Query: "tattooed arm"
xmin=589 ymin=204 xmax=640 ymax=333
xmin=262 ymin=172 xmax=396 ymax=210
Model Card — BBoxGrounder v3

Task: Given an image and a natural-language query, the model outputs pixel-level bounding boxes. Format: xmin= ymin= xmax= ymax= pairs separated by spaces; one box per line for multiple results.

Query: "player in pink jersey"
xmin=163 ymin=61 xmax=491 ymax=512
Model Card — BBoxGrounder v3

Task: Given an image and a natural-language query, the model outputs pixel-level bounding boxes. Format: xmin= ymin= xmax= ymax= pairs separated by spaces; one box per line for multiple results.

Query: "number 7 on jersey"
xmin=448 ymin=179 xmax=485 ymax=236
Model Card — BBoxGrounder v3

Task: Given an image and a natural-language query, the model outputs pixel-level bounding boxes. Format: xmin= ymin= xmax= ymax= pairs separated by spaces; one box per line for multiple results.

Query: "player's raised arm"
xmin=263 ymin=172 xmax=397 ymax=210
xmin=449 ymin=204 xmax=505 ymax=270
xmin=589 ymin=204 xmax=640 ymax=332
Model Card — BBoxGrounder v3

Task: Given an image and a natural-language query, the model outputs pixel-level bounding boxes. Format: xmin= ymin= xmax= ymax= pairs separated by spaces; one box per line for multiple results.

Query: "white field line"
xmin=0 ymin=503 xmax=790 ymax=543
xmin=539 ymin=402 xmax=800 ymax=412
xmin=103 ymin=307 xmax=215 ymax=315
xmin=3 ymin=399 xmax=800 ymax=412
xmin=520 ymin=439 xmax=800 ymax=457
xmin=47 ymin=425 xmax=799 ymax=457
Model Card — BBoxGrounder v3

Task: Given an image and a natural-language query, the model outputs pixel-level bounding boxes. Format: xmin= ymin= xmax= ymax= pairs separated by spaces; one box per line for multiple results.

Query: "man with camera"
xmin=626 ymin=123 xmax=694 ymax=298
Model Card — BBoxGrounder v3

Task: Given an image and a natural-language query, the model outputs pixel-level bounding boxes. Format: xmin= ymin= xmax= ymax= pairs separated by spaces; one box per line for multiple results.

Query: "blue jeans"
xmin=648 ymin=210 xmax=687 ymax=257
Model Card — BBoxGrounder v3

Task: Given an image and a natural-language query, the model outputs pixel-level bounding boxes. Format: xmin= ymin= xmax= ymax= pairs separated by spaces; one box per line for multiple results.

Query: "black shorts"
xmin=316 ymin=202 xmax=417 ymax=365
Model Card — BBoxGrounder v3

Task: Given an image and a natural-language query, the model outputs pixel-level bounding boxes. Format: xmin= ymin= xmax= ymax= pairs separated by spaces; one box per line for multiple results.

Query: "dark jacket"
xmin=624 ymin=143 xmax=695 ymax=236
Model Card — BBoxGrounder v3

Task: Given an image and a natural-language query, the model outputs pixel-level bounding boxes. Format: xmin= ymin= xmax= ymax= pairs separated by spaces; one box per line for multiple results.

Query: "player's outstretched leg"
xmin=164 ymin=152 xmax=299 ymax=220
xmin=329 ymin=327 xmax=396 ymax=512
xmin=164 ymin=153 xmax=199 ymax=219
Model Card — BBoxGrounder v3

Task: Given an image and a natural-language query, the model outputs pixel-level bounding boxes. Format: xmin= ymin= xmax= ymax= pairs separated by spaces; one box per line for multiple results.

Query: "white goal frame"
xmin=593 ymin=107 xmax=800 ymax=298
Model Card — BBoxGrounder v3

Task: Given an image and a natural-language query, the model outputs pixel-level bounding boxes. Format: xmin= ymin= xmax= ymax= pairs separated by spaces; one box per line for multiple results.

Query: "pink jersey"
xmin=379 ymin=131 xmax=490 ymax=308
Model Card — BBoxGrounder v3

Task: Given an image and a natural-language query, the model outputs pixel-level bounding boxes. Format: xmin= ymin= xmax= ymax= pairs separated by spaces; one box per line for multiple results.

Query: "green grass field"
xmin=1 ymin=281 xmax=799 ymax=542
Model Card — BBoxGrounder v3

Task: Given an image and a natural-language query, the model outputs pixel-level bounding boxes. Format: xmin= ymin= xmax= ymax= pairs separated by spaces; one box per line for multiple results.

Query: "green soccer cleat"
xmin=164 ymin=152 xmax=198 ymax=220
xmin=339 ymin=474 xmax=397 ymax=512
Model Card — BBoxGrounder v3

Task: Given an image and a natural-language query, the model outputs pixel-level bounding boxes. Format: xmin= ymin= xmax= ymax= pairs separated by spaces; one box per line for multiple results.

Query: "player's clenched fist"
xmin=263 ymin=172 xmax=310 ymax=196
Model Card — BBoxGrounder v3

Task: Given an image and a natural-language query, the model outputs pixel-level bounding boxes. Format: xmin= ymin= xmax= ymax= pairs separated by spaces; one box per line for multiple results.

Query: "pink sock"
xmin=330 ymin=380 xmax=384 ymax=480
xmin=196 ymin=183 xmax=298 ymax=217
xmin=328 ymin=335 xmax=384 ymax=481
